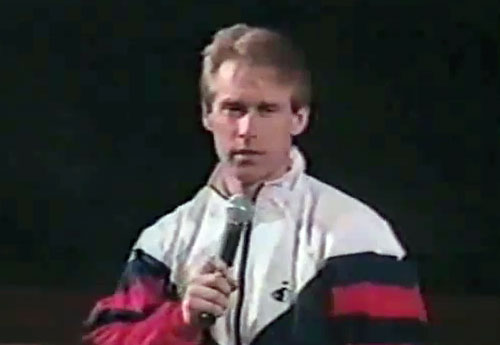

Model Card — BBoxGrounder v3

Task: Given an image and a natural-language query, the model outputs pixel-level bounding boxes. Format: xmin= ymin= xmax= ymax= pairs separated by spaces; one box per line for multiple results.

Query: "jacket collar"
xmin=207 ymin=146 xmax=306 ymax=199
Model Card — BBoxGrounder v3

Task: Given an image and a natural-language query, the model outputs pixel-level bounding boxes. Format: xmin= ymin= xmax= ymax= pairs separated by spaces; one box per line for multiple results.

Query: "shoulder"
xmin=131 ymin=186 xmax=214 ymax=263
xmin=300 ymin=174 xmax=406 ymax=259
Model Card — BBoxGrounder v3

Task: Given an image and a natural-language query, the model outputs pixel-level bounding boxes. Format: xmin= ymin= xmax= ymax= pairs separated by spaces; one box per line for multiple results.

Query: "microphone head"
xmin=227 ymin=194 xmax=254 ymax=224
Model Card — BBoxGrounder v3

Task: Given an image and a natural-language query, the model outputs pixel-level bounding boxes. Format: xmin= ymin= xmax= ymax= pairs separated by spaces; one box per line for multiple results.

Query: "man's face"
xmin=203 ymin=60 xmax=309 ymax=185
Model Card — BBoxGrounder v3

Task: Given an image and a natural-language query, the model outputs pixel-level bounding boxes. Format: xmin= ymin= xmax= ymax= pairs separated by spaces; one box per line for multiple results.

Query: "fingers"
xmin=224 ymin=267 xmax=238 ymax=291
xmin=212 ymin=258 xmax=238 ymax=291
xmin=187 ymin=284 xmax=229 ymax=309
xmin=191 ymin=257 xmax=237 ymax=290
xmin=191 ymin=271 xmax=232 ymax=295
xmin=182 ymin=294 xmax=225 ymax=320
xmin=181 ymin=274 xmax=231 ymax=326
xmin=197 ymin=258 xmax=218 ymax=275
xmin=211 ymin=256 xmax=229 ymax=275
xmin=181 ymin=257 xmax=239 ymax=328
xmin=199 ymin=256 xmax=228 ymax=275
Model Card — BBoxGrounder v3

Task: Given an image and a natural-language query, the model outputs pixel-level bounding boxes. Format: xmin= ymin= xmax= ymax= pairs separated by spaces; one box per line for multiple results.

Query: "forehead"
xmin=211 ymin=60 xmax=294 ymax=103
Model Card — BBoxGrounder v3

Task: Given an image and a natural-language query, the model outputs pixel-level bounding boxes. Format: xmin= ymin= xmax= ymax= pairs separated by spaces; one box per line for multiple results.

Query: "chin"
xmin=234 ymin=166 xmax=263 ymax=186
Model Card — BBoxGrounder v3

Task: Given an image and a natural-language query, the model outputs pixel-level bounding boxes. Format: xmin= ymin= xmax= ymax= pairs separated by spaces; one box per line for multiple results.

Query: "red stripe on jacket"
xmin=83 ymin=278 xmax=202 ymax=345
xmin=84 ymin=302 xmax=201 ymax=345
xmin=92 ymin=278 xmax=164 ymax=313
xmin=330 ymin=282 xmax=427 ymax=321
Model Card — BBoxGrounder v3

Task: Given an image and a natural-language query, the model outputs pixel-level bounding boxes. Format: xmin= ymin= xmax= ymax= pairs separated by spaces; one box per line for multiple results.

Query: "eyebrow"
xmin=220 ymin=100 xmax=246 ymax=108
xmin=257 ymin=102 xmax=280 ymax=110
xmin=219 ymin=99 xmax=281 ymax=111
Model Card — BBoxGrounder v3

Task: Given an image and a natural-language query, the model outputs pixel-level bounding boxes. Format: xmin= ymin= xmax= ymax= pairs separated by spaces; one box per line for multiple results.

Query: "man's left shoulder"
xmin=301 ymin=175 xmax=406 ymax=259
xmin=302 ymin=175 xmax=379 ymax=221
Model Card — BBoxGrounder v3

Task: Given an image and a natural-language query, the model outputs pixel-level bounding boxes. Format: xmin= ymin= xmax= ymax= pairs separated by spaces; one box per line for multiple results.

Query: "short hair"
xmin=200 ymin=23 xmax=311 ymax=116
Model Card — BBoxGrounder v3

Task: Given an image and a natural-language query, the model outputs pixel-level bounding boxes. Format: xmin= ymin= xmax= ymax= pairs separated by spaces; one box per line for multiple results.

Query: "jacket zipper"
xmin=233 ymin=221 xmax=252 ymax=345
xmin=233 ymin=184 xmax=263 ymax=345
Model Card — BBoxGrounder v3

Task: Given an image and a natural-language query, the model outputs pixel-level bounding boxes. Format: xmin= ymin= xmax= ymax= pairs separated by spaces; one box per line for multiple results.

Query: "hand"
xmin=181 ymin=258 xmax=237 ymax=327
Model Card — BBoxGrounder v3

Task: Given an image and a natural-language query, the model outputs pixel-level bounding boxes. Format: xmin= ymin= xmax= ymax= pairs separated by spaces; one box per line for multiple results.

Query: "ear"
xmin=202 ymin=113 xmax=213 ymax=132
xmin=201 ymin=101 xmax=213 ymax=131
xmin=290 ymin=106 xmax=310 ymax=136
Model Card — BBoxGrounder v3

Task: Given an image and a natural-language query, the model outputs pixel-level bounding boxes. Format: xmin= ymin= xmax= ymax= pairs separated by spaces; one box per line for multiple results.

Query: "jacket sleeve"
xmin=83 ymin=248 xmax=202 ymax=345
xmin=325 ymin=209 xmax=428 ymax=344
xmin=324 ymin=252 xmax=428 ymax=345
xmin=83 ymin=204 xmax=205 ymax=345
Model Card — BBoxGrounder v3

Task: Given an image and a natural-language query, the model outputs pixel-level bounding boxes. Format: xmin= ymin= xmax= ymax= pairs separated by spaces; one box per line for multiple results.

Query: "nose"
xmin=236 ymin=113 xmax=257 ymax=139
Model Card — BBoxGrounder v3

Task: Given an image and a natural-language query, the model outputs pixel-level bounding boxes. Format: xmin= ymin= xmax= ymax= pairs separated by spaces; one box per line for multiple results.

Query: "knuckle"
xmin=218 ymin=298 xmax=227 ymax=308
xmin=184 ymin=285 xmax=195 ymax=297
xmin=190 ymin=272 xmax=204 ymax=283
xmin=219 ymin=279 xmax=231 ymax=293
xmin=206 ymin=274 xmax=218 ymax=285
xmin=215 ymin=292 xmax=227 ymax=306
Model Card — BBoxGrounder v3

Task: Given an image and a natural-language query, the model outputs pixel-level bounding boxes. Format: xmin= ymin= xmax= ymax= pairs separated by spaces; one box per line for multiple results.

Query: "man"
xmin=84 ymin=23 xmax=427 ymax=345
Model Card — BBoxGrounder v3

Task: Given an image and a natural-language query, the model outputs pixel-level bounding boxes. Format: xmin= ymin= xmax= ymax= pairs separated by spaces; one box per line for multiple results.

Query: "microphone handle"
xmin=196 ymin=221 xmax=247 ymax=327
xmin=198 ymin=312 xmax=216 ymax=327
xmin=220 ymin=221 xmax=246 ymax=266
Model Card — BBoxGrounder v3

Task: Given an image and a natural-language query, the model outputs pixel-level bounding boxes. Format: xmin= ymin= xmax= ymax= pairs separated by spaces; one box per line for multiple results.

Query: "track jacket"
xmin=84 ymin=147 xmax=427 ymax=345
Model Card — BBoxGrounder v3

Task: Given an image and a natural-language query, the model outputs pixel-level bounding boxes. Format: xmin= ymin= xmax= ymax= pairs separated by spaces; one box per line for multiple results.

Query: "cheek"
xmin=262 ymin=117 xmax=294 ymax=136
xmin=262 ymin=119 xmax=293 ymax=148
xmin=211 ymin=118 xmax=236 ymax=142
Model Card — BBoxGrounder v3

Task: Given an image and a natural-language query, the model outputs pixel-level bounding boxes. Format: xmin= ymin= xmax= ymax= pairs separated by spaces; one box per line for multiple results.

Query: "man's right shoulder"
xmin=131 ymin=186 xmax=214 ymax=261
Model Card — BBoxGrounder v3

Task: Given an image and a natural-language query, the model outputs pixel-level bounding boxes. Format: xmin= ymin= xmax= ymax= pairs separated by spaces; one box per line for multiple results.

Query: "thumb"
xmin=198 ymin=256 xmax=219 ymax=275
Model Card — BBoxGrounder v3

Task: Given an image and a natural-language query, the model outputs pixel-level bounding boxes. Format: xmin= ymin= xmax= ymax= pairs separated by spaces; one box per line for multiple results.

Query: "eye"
xmin=221 ymin=102 xmax=246 ymax=117
xmin=257 ymin=103 xmax=279 ymax=117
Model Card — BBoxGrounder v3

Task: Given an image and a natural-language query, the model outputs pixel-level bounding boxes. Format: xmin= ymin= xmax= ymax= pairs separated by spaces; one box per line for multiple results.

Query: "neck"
xmin=220 ymin=158 xmax=292 ymax=200
xmin=220 ymin=168 xmax=259 ymax=200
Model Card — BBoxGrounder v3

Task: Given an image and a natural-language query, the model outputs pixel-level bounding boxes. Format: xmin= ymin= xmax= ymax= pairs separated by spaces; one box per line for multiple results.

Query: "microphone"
xmin=198 ymin=194 xmax=254 ymax=327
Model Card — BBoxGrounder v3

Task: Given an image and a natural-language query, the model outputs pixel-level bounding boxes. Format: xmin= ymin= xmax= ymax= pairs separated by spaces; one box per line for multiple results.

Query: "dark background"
xmin=0 ymin=1 xmax=499 ymax=342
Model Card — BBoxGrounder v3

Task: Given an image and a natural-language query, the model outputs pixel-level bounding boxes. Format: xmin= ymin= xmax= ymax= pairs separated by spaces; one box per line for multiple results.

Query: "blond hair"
xmin=200 ymin=23 xmax=311 ymax=116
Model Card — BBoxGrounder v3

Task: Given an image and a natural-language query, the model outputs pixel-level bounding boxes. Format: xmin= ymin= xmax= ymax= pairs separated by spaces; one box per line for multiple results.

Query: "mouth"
xmin=230 ymin=149 xmax=264 ymax=156
xmin=228 ymin=149 xmax=264 ymax=164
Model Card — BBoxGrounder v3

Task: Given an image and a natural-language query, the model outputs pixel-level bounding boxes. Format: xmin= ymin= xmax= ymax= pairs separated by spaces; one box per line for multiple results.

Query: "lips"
xmin=229 ymin=149 xmax=264 ymax=164
xmin=231 ymin=149 xmax=263 ymax=156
